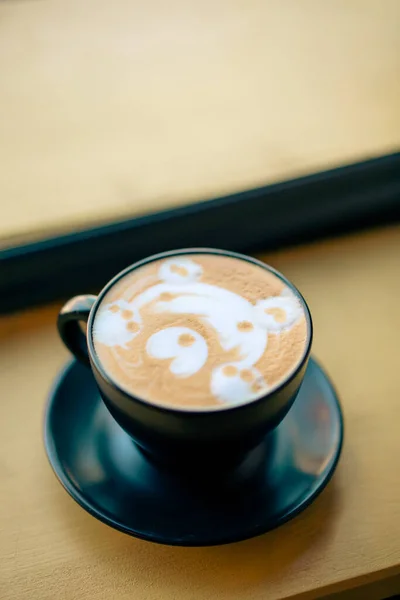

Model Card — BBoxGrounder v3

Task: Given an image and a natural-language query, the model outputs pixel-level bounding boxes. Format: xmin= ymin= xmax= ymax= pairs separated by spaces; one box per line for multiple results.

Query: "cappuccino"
xmin=93 ymin=253 xmax=309 ymax=409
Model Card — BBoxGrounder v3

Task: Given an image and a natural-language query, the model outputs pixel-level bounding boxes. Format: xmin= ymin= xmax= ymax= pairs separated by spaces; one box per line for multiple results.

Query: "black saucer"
xmin=44 ymin=358 xmax=343 ymax=546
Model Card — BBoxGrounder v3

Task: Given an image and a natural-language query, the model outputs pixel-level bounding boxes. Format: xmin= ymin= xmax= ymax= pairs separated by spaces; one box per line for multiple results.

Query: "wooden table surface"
xmin=1 ymin=0 xmax=400 ymax=243
xmin=1 ymin=226 xmax=400 ymax=600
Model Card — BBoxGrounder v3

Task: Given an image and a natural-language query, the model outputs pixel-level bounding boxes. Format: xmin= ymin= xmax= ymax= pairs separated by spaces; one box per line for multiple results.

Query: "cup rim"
xmin=86 ymin=248 xmax=313 ymax=415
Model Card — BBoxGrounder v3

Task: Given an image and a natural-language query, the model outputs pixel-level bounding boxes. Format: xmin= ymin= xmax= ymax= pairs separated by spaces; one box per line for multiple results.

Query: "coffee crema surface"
xmin=92 ymin=254 xmax=308 ymax=409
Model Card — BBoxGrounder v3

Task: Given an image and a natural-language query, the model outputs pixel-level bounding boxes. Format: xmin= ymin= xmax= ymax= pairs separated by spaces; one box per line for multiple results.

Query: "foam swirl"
xmin=146 ymin=327 xmax=208 ymax=377
xmin=93 ymin=256 xmax=306 ymax=407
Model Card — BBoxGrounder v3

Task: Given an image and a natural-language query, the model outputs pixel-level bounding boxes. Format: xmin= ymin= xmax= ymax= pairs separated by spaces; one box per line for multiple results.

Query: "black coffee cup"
xmin=58 ymin=249 xmax=313 ymax=471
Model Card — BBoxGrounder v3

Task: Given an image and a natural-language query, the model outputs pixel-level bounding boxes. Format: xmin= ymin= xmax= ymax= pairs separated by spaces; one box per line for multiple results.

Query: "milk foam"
xmin=93 ymin=300 xmax=142 ymax=348
xmin=93 ymin=257 xmax=305 ymax=406
xmin=146 ymin=327 xmax=208 ymax=377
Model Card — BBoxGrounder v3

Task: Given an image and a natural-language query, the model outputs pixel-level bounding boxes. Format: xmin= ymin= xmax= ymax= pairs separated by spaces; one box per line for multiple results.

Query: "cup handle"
xmin=57 ymin=295 xmax=97 ymax=367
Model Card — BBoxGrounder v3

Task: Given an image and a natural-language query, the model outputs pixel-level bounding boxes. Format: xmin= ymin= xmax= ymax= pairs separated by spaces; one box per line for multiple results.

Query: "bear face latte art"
xmin=92 ymin=254 xmax=309 ymax=409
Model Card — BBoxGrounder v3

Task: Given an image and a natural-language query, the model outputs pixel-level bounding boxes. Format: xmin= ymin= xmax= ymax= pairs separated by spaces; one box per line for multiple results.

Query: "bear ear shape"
xmin=211 ymin=364 xmax=269 ymax=405
xmin=93 ymin=302 xmax=141 ymax=348
xmin=254 ymin=290 xmax=303 ymax=332
xmin=158 ymin=258 xmax=203 ymax=284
